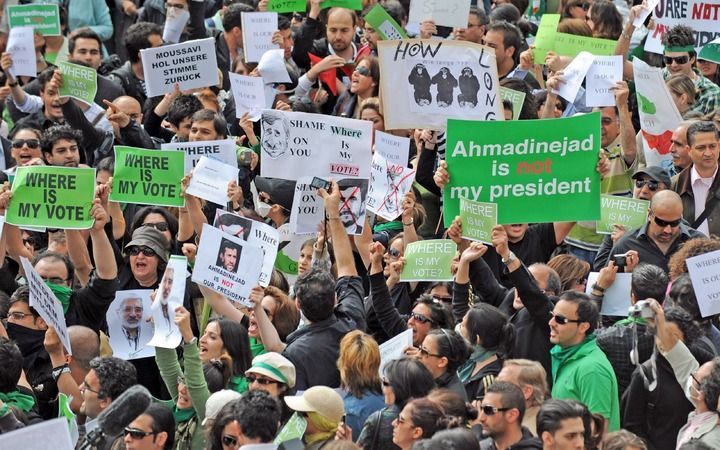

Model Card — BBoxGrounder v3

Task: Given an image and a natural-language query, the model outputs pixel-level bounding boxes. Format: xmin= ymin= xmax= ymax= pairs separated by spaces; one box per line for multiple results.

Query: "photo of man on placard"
xmin=260 ymin=111 xmax=290 ymax=159
xmin=337 ymin=179 xmax=369 ymax=235
xmin=216 ymin=238 xmax=242 ymax=273
xmin=118 ymin=296 xmax=144 ymax=352
xmin=215 ymin=211 xmax=253 ymax=241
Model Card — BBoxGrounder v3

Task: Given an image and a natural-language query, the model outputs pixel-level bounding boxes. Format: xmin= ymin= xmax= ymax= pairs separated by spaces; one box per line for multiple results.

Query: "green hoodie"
xmin=550 ymin=334 xmax=620 ymax=431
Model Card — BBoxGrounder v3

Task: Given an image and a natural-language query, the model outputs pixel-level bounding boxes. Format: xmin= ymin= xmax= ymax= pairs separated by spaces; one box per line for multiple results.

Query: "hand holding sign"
xmin=90 ymin=198 xmax=107 ymax=232
xmin=49 ymin=69 xmax=70 ymax=105
xmin=491 ymin=225 xmax=510 ymax=258
xmin=433 ymin=160 xmax=449 ymax=189
xmin=174 ymin=306 xmax=194 ymax=344
xmin=318 ymin=180 xmax=341 ymax=212
xmin=43 ymin=326 xmax=64 ymax=359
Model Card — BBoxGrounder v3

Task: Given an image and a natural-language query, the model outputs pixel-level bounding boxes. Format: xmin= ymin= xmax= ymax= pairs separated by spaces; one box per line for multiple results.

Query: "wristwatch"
xmin=52 ymin=364 xmax=71 ymax=382
xmin=501 ymin=251 xmax=517 ymax=265
xmin=184 ymin=336 xmax=198 ymax=346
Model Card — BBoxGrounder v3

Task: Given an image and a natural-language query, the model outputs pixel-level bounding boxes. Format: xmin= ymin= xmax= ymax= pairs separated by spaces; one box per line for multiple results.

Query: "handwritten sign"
xmin=687 ymin=250 xmax=720 ymax=318
xmin=6 ymin=26 xmax=36 ymax=78
xmin=242 ymin=12 xmax=279 ymax=63
xmin=229 ymin=73 xmax=267 ymax=120
xmin=585 ymin=55 xmax=623 ymax=108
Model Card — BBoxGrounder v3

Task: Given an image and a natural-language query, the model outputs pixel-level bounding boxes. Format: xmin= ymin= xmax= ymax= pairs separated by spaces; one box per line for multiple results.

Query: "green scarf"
xmin=45 ymin=281 xmax=72 ymax=314
xmin=458 ymin=346 xmax=496 ymax=383
xmin=550 ymin=334 xmax=596 ymax=381
xmin=0 ymin=390 xmax=36 ymax=412
xmin=250 ymin=337 xmax=266 ymax=358
xmin=173 ymin=405 xmax=196 ymax=423
xmin=373 ymin=221 xmax=404 ymax=233
xmin=615 ymin=315 xmax=647 ymax=326
xmin=228 ymin=375 xmax=249 ymax=394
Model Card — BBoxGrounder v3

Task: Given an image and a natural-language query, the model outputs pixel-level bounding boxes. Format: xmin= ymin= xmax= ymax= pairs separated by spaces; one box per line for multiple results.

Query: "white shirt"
xmin=690 ymin=165 xmax=718 ymax=236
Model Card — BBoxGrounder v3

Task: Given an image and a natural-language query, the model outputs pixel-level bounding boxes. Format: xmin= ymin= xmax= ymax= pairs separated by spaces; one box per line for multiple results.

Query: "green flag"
xmin=400 ymin=240 xmax=456 ymax=282
xmin=7 ymin=4 xmax=61 ymax=36
xmin=320 ymin=0 xmax=362 ymax=9
xmin=364 ymin=4 xmax=408 ymax=40
xmin=500 ymin=87 xmax=526 ymax=120
xmin=58 ymin=61 xmax=97 ymax=105
xmin=6 ymin=166 xmax=96 ymax=229
xmin=596 ymin=194 xmax=649 ymax=234
xmin=459 ymin=198 xmax=498 ymax=244
xmin=110 ymin=146 xmax=185 ymax=207
xmin=266 ymin=0 xmax=307 ymax=13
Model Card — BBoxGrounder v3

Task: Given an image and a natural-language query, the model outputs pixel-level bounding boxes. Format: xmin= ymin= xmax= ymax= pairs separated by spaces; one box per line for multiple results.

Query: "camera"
xmin=628 ymin=300 xmax=654 ymax=319
xmin=310 ymin=177 xmax=331 ymax=191
xmin=612 ymin=253 xmax=627 ymax=270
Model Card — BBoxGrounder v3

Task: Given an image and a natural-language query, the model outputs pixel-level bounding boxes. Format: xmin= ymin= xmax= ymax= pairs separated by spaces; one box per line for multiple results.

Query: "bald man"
xmin=609 ymin=190 xmax=704 ymax=272
xmin=113 ymin=95 xmax=143 ymax=125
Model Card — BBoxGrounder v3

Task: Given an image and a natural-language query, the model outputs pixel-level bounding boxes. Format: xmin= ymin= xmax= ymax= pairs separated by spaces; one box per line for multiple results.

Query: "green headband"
xmin=664 ymin=45 xmax=695 ymax=53
xmin=252 ymin=362 xmax=289 ymax=384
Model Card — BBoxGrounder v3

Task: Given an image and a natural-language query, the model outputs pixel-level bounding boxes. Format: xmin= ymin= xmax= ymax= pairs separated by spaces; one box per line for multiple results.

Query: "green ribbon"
xmin=228 ymin=375 xmax=249 ymax=394
xmin=664 ymin=45 xmax=695 ymax=53
xmin=0 ymin=390 xmax=36 ymax=412
xmin=45 ymin=281 xmax=72 ymax=314
xmin=373 ymin=221 xmax=404 ymax=233
xmin=173 ymin=405 xmax=196 ymax=424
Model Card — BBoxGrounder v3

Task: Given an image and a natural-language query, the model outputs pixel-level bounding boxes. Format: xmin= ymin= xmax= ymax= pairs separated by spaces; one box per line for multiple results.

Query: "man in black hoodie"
xmin=478 ymin=381 xmax=542 ymax=449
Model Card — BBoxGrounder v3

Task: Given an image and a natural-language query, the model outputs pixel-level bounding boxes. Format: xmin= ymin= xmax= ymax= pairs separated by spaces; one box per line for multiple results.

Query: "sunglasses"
xmin=387 ymin=247 xmax=401 ymax=258
xmin=246 ymin=374 xmax=279 ymax=385
xmin=382 ymin=378 xmax=391 ymax=387
xmin=142 ymin=222 xmax=169 ymax=232
xmin=354 ymin=66 xmax=371 ymax=77
xmin=123 ymin=427 xmax=156 ymax=440
xmin=410 ymin=312 xmax=436 ymax=325
xmin=480 ymin=405 xmax=511 ymax=415
xmin=222 ymin=434 xmax=239 ymax=448
xmin=432 ymin=295 xmax=452 ymax=303
xmin=550 ymin=311 xmax=583 ymax=325
xmin=12 ymin=139 xmax=40 ymax=149
xmin=127 ymin=246 xmax=157 ymax=257
xmin=635 ymin=179 xmax=659 ymax=191
xmin=653 ymin=216 xmax=682 ymax=228
xmin=663 ymin=55 xmax=690 ymax=65
xmin=581 ymin=2 xmax=590 ymax=9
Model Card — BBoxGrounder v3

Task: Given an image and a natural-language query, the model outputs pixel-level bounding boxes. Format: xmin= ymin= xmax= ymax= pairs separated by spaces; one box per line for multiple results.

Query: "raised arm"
xmin=615 ymin=81 xmax=637 ymax=166
xmin=89 ymin=198 xmax=117 ymax=280
xmin=320 ymin=181 xmax=357 ymax=278
xmin=198 ymin=284 xmax=245 ymax=323
xmin=44 ymin=327 xmax=82 ymax=413
xmin=249 ymin=285 xmax=285 ymax=353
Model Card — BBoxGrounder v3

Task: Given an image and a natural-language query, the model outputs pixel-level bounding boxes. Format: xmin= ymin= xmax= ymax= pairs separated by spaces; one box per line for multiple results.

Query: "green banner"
xmin=321 ymin=0 xmax=362 ymax=10
xmin=443 ymin=113 xmax=601 ymax=226
xmin=7 ymin=4 xmax=61 ymax=36
xmin=267 ymin=0 xmax=307 ymax=13
xmin=58 ymin=61 xmax=97 ymax=105
xmin=364 ymin=4 xmax=408 ymax=40
xmin=500 ymin=87 xmax=526 ymax=120
xmin=459 ymin=198 xmax=498 ymax=244
xmin=110 ymin=146 xmax=185 ymax=207
xmin=6 ymin=166 xmax=95 ymax=229
xmin=400 ymin=240 xmax=456 ymax=282
xmin=532 ymin=13 xmax=560 ymax=61
xmin=596 ymin=194 xmax=649 ymax=234
xmin=532 ymin=13 xmax=616 ymax=60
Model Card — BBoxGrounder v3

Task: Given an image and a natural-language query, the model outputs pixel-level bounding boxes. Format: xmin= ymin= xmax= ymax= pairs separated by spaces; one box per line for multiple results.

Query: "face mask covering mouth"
xmin=256 ymin=201 xmax=272 ymax=218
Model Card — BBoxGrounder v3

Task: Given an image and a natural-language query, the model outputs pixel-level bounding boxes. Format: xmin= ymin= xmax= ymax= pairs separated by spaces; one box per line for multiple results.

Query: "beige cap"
xmin=245 ymin=352 xmax=296 ymax=388
xmin=202 ymin=390 xmax=242 ymax=426
xmin=284 ymin=386 xmax=344 ymax=423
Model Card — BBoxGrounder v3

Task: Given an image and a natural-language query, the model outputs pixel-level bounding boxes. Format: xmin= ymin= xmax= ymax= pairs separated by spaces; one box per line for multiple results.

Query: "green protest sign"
xmin=400 ymin=240 xmax=456 ymax=282
xmin=460 ymin=198 xmax=498 ymax=244
xmin=58 ymin=61 xmax=97 ymax=105
xmin=443 ymin=112 xmax=601 ymax=226
xmin=267 ymin=0 xmax=307 ymax=13
xmin=364 ymin=4 xmax=408 ymax=40
xmin=596 ymin=194 xmax=649 ymax=234
xmin=7 ymin=4 xmax=61 ymax=36
xmin=552 ymin=33 xmax=616 ymax=58
xmin=320 ymin=0 xmax=362 ymax=10
xmin=6 ymin=166 xmax=95 ymax=229
xmin=532 ymin=13 xmax=560 ymax=61
xmin=109 ymin=146 xmax=185 ymax=207
xmin=500 ymin=87 xmax=526 ymax=120
xmin=274 ymin=413 xmax=307 ymax=445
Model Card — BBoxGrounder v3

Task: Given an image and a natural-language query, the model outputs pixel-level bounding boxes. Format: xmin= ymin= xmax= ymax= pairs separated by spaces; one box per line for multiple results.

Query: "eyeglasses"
xmin=127 ymin=246 xmax=157 ymax=257
xmin=653 ymin=216 xmax=682 ymax=228
xmin=222 ymin=434 xmax=239 ymax=448
xmin=12 ymin=139 xmax=40 ymax=149
xmin=142 ymin=222 xmax=169 ymax=232
xmin=480 ymin=405 xmax=511 ymax=415
xmin=80 ymin=381 xmax=100 ymax=395
xmin=382 ymin=378 xmax=391 ymax=387
xmin=354 ymin=66 xmax=371 ymax=77
xmin=550 ymin=311 xmax=583 ymax=325
xmin=246 ymin=374 xmax=280 ymax=385
xmin=124 ymin=427 xmax=157 ymax=440
xmin=663 ymin=55 xmax=690 ymax=65
xmin=387 ymin=247 xmax=402 ymax=258
xmin=635 ymin=179 xmax=659 ymax=191
xmin=581 ymin=2 xmax=591 ymax=10
xmin=410 ymin=312 xmax=436 ymax=325
xmin=8 ymin=311 xmax=33 ymax=320
xmin=432 ymin=296 xmax=452 ymax=303
xmin=418 ymin=346 xmax=443 ymax=358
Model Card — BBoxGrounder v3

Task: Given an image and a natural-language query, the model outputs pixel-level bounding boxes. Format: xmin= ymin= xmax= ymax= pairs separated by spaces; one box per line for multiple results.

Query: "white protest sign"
xmin=408 ymin=0 xmax=472 ymax=28
xmin=632 ymin=58 xmax=681 ymax=167
xmin=378 ymin=40 xmax=503 ymax=130
xmin=585 ymin=55 xmax=623 ymax=107
xmin=260 ymin=110 xmax=373 ymax=180
xmin=162 ymin=7 xmax=190 ymax=44
xmin=379 ymin=329 xmax=413 ymax=376
xmin=258 ymin=48 xmax=291 ymax=83
xmin=106 ymin=290 xmax=155 ymax=360
xmin=242 ymin=12 xmax=279 ymax=63
xmin=162 ymin=139 xmax=238 ymax=173
xmin=0 ymin=418 xmax=73 ymax=450
xmin=186 ymin=156 xmax=239 ymax=205
xmin=644 ymin=0 xmax=720 ymax=54
xmin=229 ymin=73 xmax=267 ymax=120
xmin=337 ymin=178 xmax=370 ymax=235
xmin=148 ymin=256 xmax=186 ymax=349
xmin=0 ymin=216 xmax=4 ymax=241
xmin=687 ymin=250 xmax=720 ymax=318
xmin=367 ymin=153 xmax=416 ymax=221
xmin=375 ymin=130 xmax=410 ymax=167
xmin=21 ymin=257 xmax=71 ymax=354
xmin=141 ymin=38 xmax=219 ymax=97
xmin=289 ymin=177 xmax=325 ymax=235
xmin=553 ymin=51 xmax=594 ymax=102
xmin=192 ymin=224 xmax=264 ymax=305
xmin=585 ymin=272 xmax=632 ymax=317
xmin=633 ymin=0 xmax=659 ymax=28
xmin=213 ymin=210 xmax=280 ymax=286
xmin=7 ymin=26 xmax=36 ymax=78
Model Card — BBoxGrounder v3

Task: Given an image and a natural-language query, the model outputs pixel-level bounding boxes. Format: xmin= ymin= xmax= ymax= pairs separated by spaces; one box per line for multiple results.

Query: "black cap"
xmin=254 ymin=177 xmax=296 ymax=212
xmin=632 ymin=166 xmax=671 ymax=188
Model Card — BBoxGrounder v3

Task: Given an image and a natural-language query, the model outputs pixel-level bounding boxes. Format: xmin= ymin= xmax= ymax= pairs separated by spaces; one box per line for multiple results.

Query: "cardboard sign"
xmin=141 ymin=38 xmax=219 ymax=97
xmin=6 ymin=26 xmax=36 ymax=78
xmin=6 ymin=166 xmax=95 ymax=229
xmin=644 ymin=0 xmax=720 ymax=53
xmin=378 ymin=329 xmax=413 ymax=376
xmin=366 ymin=153 xmax=416 ymax=221
xmin=229 ymin=73 xmax=267 ymax=120
xmin=7 ymin=4 xmax=61 ymax=36
xmin=364 ymin=4 xmax=409 ymax=40
xmin=58 ymin=61 xmax=97 ymax=105
xmin=375 ymin=131 xmax=410 ymax=167
xmin=459 ymin=198 xmax=498 ymax=244
xmin=378 ymin=40 xmax=503 ymax=130
xmin=242 ymin=12 xmax=279 ymax=63
xmin=585 ymin=272 xmax=632 ymax=317
xmin=687 ymin=250 xmax=720 ymax=318
xmin=162 ymin=139 xmax=238 ymax=173
xmin=400 ymin=240 xmax=456 ymax=282
xmin=110 ymin=146 xmax=185 ymax=207
xmin=289 ymin=177 xmax=325 ymax=235
xmin=186 ymin=156 xmax=239 ymax=205
xmin=585 ymin=55 xmax=623 ymax=108
xmin=162 ymin=7 xmax=190 ymax=44
xmin=596 ymin=195 xmax=649 ymax=234
xmin=443 ymin=113 xmax=601 ymax=226
xmin=107 ymin=290 xmax=155 ymax=360
xmin=148 ymin=256 xmax=187 ymax=349
xmin=499 ymin=87 xmax=526 ymax=120
xmin=409 ymin=0 xmax=472 ymax=28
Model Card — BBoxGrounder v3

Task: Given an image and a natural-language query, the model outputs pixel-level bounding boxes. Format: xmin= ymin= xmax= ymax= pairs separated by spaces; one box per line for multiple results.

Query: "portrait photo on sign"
xmin=106 ymin=290 xmax=155 ymax=360
xmin=261 ymin=110 xmax=290 ymax=159
xmin=148 ymin=256 xmax=187 ymax=349
xmin=337 ymin=178 xmax=369 ymax=235
xmin=216 ymin=237 xmax=242 ymax=273
xmin=214 ymin=210 xmax=253 ymax=241
xmin=367 ymin=153 xmax=416 ymax=221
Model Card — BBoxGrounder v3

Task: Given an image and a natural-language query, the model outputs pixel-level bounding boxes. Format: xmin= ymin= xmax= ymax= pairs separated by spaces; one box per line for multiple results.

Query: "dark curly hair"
xmin=40 ymin=124 xmax=82 ymax=156
xmin=89 ymin=357 xmax=137 ymax=400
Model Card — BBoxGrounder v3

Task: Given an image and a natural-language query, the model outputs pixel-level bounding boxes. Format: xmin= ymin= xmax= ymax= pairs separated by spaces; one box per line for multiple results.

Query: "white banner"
xmin=141 ymin=38 xmax=219 ymax=97
xmin=585 ymin=55 xmax=623 ymax=107
xmin=107 ymin=290 xmax=155 ymax=360
xmin=367 ymin=153 xmax=416 ymax=221
xmin=378 ymin=329 xmax=413 ymax=376
xmin=229 ymin=73 xmax=267 ymax=120
xmin=687 ymin=249 xmax=720 ymax=318
xmin=7 ymin=26 xmax=36 ymax=78
xmin=148 ymin=256 xmax=186 ymax=349
xmin=242 ymin=12 xmax=279 ymax=63
xmin=408 ymin=0 xmax=472 ymax=28
xmin=162 ymin=7 xmax=190 ymax=44
xmin=162 ymin=139 xmax=238 ymax=173
xmin=289 ymin=177 xmax=325 ymax=235
xmin=375 ymin=131 xmax=410 ymax=167
xmin=645 ymin=0 xmax=720 ymax=53
xmin=186 ymin=156 xmax=239 ymax=205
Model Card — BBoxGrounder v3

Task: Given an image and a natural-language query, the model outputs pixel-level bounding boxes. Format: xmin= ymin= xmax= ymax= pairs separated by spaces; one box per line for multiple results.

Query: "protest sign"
xmin=443 ymin=112 xmax=601 ymax=225
xmin=193 ymin=223 xmax=265 ymax=305
xmin=107 ymin=290 xmax=155 ymax=360
xmin=409 ymin=0 xmax=472 ymax=28
xmin=585 ymin=55 xmax=623 ymax=107
xmin=6 ymin=166 xmax=95 ymax=229
xmin=367 ymin=153 xmax=415 ymax=221
xmin=633 ymin=58 xmax=681 ymax=167
xmin=596 ymin=195 xmax=649 ymax=234
xmin=633 ymin=0 xmax=660 ymax=27
xmin=58 ymin=61 xmax=97 ymax=105
xmin=401 ymin=240 xmax=456 ymax=282
xmin=337 ymin=178 xmax=370 ymax=235
xmin=378 ymin=40 xmax=503 ymax=130
xmin=229 ymin=73 xmax=267 ymax=120
xmin=0 ymin=418 xmax=73 ymax=450
xmin=274 ymin=413 xmax=308 ymax=446
xmin=644 ymin=0 xmax=720 ymax=53
xmin=260 ymin=110 xmax=373 ymax=180
xmin=499 ymin=87 xmax=526 ymax=120
xmin=162 ymin=7 xmax=190 ymax=44
xmin=213 ymin=211 xmax=280 ymax=286
xmin=148 ymin=256 xmax=187 ymax=349
xmin=110 ymin=146 xmax=185 ymax=207
xmin=320 ymin=0 xmax=363 ymax=9
xmin=141 ymin=38 xmax=219 ymax=97
xmin=375 ymin=130 xmax=410 ymax=167
xmin=687 ymin=250 xmax=720 ymax=317
xmin=267 ymin=0 xmax=306 ymax=12
xmin=58 ymin=393 xmax=79 ymax=446
xmin=6 ymin=26 xmax=36 ymax=78
xmin=7 ymin=4 xmax=61 ymax=36
xmin=274 ymin=224 xmax=311 ymax=284
xmin=378 ymin=329 xmax=413 ymax=376
xmin=532 ymin=14 xmax=561 ymax=60
xmin=242 ymin=12 xmax=279 ymax=63
xmin=21 ymin=257 xmax=72 ymax=354
xmin=364 ymin=4 xmax=408 ymax=40
xmin=258 ymin=49 xmax=291 ymax=83
xmin=552 ymin=51 xmax=594 ymax=102
xmin=289 ymin=177 xmax=325 ymax=235
xmin=162 ymin=139 xmax=238 ymax=173
xmin=459 ymin=198 xmax=498 ymax=244
xmin=585 ymin=272 xmax=632 ymax=316
xmin=532 ymin=14 xmax=616 ymax=59
xmin=186 ymin=156 xmax=239 ymax=205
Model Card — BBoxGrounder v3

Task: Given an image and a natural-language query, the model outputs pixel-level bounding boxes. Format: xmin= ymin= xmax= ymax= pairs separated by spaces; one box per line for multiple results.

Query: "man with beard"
xmin=157 ymin=267 xmax=175 ymax=331
xmin=118 ymin=296 xmax=145 ymax=353
xmin=216 ymin=239 xmax=241 ymax=273
xmin=40 ymin=125 xmax=82 ymax=167
xmin=338 ymin=183 xmax=366 ymax=235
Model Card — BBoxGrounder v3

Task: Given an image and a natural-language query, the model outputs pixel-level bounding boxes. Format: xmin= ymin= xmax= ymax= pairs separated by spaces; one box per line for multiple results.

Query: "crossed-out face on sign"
xmin=338 ymin=181 xmax=368 ymax=235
